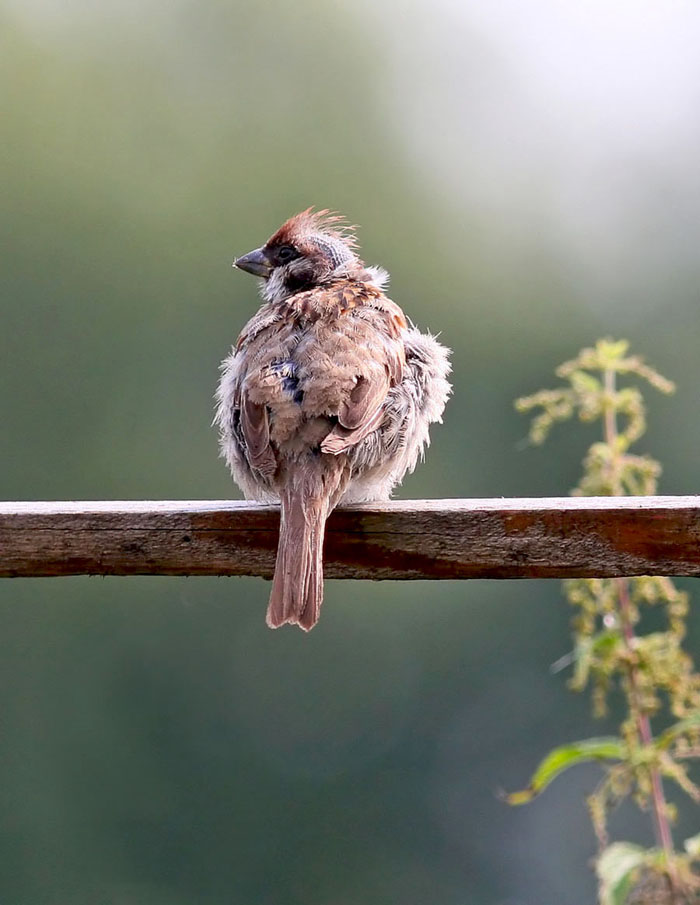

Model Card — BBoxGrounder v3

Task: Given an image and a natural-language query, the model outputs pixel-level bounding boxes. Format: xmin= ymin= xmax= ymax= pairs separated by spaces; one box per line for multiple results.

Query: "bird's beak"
xmin=233 ymin=247 xmax=273 ymax=278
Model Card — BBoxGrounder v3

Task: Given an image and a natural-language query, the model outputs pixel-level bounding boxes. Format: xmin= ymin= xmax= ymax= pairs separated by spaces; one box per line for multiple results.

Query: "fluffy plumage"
xmin=214 ymin=209 xmax=451 ymax=630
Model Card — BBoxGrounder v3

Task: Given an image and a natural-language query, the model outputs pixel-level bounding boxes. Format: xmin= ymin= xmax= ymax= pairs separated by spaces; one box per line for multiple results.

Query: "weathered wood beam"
xmin=1 ymin=497 xmax=699 ymax=580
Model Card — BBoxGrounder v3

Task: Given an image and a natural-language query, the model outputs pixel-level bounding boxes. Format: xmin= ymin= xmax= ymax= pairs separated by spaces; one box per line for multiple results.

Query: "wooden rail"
xmin=1 ymin=497 xmax=699 ymax=580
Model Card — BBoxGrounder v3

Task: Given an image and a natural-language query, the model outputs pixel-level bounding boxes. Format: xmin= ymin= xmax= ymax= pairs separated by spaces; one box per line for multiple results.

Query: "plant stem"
xmin=616 ymin=579 xmax=676 ymax=861
xmin=603 ymin=368 xmax=677 ymax=878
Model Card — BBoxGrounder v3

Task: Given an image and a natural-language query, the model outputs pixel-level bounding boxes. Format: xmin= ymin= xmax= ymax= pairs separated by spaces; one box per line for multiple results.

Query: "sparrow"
xmin=215 ymin=209 xmax=451 ymax=630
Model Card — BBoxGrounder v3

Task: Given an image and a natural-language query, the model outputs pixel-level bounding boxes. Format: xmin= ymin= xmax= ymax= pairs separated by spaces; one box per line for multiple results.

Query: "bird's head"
xmin=233 ymin=209 xmax=365 ymax=302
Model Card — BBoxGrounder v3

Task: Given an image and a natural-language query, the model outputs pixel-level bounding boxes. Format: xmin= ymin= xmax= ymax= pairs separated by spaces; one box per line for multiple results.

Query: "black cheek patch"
xmin=284 ymin=266 xmax=316 ymax=293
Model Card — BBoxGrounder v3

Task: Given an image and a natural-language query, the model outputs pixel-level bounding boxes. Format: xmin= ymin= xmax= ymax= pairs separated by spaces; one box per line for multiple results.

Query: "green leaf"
xmin=598 ymin=338 xmax=630 ymax=364
xmin=570 ymin=630 xmax=620 ymax=688
xmin=505 ymin=737 xmax=624 ymax=805
xmin=656 ymin=714 xmax=700 ymax=750
xmin=570 ymin=370 xmax=602 ymax=395
xmin=597 ymin=842 xmax=647 ymax=905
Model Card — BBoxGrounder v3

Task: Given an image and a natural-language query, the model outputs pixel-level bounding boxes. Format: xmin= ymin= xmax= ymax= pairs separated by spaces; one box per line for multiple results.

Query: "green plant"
xmin=511 ymin=339 xmax=700 ymax=904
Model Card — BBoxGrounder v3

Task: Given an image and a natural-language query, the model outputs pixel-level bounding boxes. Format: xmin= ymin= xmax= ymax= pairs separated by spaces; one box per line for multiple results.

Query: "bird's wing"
xmin=240 ymin=392 xmax=276 ymax=476
xmin=317 ymin=285 xmax=408 ymax=455
xmin=230 ymin=304 xmax=286 ymax=478
xmin=320 ymin=376 xmax=389 ymax=454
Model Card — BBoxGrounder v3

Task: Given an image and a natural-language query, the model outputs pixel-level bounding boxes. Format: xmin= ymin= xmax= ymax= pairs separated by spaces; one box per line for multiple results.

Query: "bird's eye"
xmin=277 ymin=245 xmax=297 ymax=264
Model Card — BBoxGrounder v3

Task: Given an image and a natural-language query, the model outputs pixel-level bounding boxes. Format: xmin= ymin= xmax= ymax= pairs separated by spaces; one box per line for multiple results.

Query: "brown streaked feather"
xmin=320 ymin=374 xmax=387 ymax=454
xmin=339 ymin=375 xmax=377 ymax=429
xmin=266 ymin=487 xmax=327 ymax=630
xmin=240 ymin=394 xmax=276 ymax=476
xmin=234 ymin=280 xmax=407 ymax=464
xmin=235 ymin=304 xmax=284 ymax=350
xmin=321 ymin=404 xmax=387 ymax=455
xmin=266 ymin=466 xmax=351 ymax=630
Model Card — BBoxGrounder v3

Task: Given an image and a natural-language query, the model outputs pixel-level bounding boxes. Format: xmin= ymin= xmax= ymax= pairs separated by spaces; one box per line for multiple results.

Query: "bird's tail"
xmin=267 ymin=474 xmax=342 ymax=631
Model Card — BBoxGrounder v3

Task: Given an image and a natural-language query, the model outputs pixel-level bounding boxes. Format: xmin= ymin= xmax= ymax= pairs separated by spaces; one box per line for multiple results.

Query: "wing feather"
xmin=240 ymin=393 xmax=276 ymax=476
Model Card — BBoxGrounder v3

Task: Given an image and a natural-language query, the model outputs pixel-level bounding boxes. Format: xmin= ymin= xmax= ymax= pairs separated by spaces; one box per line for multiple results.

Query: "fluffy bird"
xmin=215 ymin=209 xmax=451 ymax=630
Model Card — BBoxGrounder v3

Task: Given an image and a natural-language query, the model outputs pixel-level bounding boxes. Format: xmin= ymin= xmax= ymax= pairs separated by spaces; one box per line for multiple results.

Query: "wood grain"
xmin=1 ymin=497 xmax=699 ymax=580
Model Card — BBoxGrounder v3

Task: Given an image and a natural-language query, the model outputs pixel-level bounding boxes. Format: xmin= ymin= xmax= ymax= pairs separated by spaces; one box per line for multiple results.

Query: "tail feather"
xmin=266 ymin=486 xmax=329 ymax=631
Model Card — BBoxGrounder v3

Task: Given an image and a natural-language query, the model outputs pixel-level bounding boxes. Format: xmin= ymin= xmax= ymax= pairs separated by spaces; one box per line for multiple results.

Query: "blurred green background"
xmin=2 ymin=1 xmax=700 ymax=902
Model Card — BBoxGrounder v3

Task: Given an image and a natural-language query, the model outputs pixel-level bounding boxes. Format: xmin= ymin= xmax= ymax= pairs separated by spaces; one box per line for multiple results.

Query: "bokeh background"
xmin=2 ymin=1 xmax=700 ymax=902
